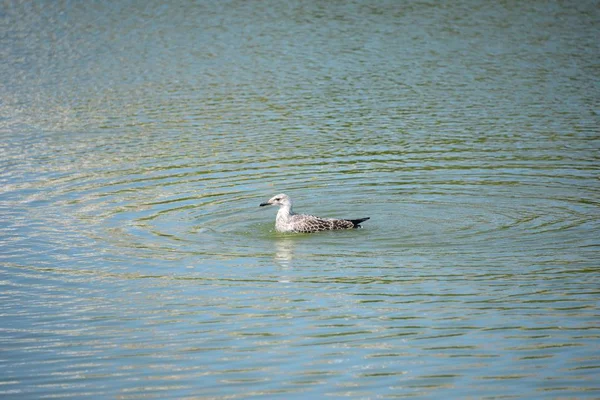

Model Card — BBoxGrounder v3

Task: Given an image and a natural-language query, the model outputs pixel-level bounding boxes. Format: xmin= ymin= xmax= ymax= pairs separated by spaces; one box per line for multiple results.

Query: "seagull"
xmin=259 ymin=193 xmax=370 ymax=233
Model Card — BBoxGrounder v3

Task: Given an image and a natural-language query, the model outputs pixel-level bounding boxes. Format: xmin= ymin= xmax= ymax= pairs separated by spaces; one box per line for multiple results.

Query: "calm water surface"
xmin=1 ymin=1 xmax=599 ymax=398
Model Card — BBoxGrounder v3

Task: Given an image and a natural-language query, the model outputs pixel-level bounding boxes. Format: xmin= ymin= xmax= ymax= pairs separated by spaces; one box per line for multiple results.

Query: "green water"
xmin=1 ymin=1 xmax=599 ymax=398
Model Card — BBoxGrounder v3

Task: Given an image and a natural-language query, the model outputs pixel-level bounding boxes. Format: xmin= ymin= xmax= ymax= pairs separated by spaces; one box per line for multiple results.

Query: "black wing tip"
xmin=350 ymin=217 xmax=370 ymax=227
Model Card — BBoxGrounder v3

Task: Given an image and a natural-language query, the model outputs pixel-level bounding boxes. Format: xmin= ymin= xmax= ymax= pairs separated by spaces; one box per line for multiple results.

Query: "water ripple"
xmin=1 ymin=0 xmax=599 ymax=398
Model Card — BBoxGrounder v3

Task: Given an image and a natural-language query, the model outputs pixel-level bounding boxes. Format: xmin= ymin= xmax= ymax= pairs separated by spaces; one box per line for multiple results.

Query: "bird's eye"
xmin=274 ymin=198 xmax=280 ymax=201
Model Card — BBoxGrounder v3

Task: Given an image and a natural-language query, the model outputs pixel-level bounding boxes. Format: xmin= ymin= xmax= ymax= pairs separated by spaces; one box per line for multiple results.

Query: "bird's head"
xmin=260 ymin=193 xmax=292 ymax=208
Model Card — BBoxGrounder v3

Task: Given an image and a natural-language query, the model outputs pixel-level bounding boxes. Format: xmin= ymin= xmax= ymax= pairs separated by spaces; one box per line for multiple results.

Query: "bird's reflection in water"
xmin=274 ymin=235 xmax=296 ymax=268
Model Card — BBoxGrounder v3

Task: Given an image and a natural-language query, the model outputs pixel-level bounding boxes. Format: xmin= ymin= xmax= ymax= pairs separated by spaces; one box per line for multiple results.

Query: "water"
xmin=1 ymin=0 xmax=599 ymax=398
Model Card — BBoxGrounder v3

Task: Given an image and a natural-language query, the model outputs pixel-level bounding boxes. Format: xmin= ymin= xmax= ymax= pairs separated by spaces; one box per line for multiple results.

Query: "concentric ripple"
xmin=2 ymin=126 xmax=598 ymax=269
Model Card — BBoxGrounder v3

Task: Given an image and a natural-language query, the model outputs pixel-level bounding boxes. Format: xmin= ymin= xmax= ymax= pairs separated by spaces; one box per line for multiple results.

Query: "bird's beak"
xmin=259 ymin=201 xmax=271 ymax=207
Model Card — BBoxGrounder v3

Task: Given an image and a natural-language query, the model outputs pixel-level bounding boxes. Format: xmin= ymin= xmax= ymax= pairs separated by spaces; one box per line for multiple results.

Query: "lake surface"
xmin=1 ymin=0 xmax=599 ymax=398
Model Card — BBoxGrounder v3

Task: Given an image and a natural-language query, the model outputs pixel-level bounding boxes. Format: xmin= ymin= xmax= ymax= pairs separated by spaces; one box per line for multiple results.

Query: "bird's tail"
xmin=349 ymin=217 xmax=370 ymax=228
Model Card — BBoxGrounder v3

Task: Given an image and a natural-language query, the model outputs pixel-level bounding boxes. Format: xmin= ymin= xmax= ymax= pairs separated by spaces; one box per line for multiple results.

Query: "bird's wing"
xmin=291 ymin=214 xmax=354 ymax=232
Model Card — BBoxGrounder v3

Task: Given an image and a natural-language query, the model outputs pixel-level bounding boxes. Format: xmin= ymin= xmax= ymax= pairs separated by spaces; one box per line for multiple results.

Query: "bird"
xmin=259 ymin=193 xmax=369 ymax=233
